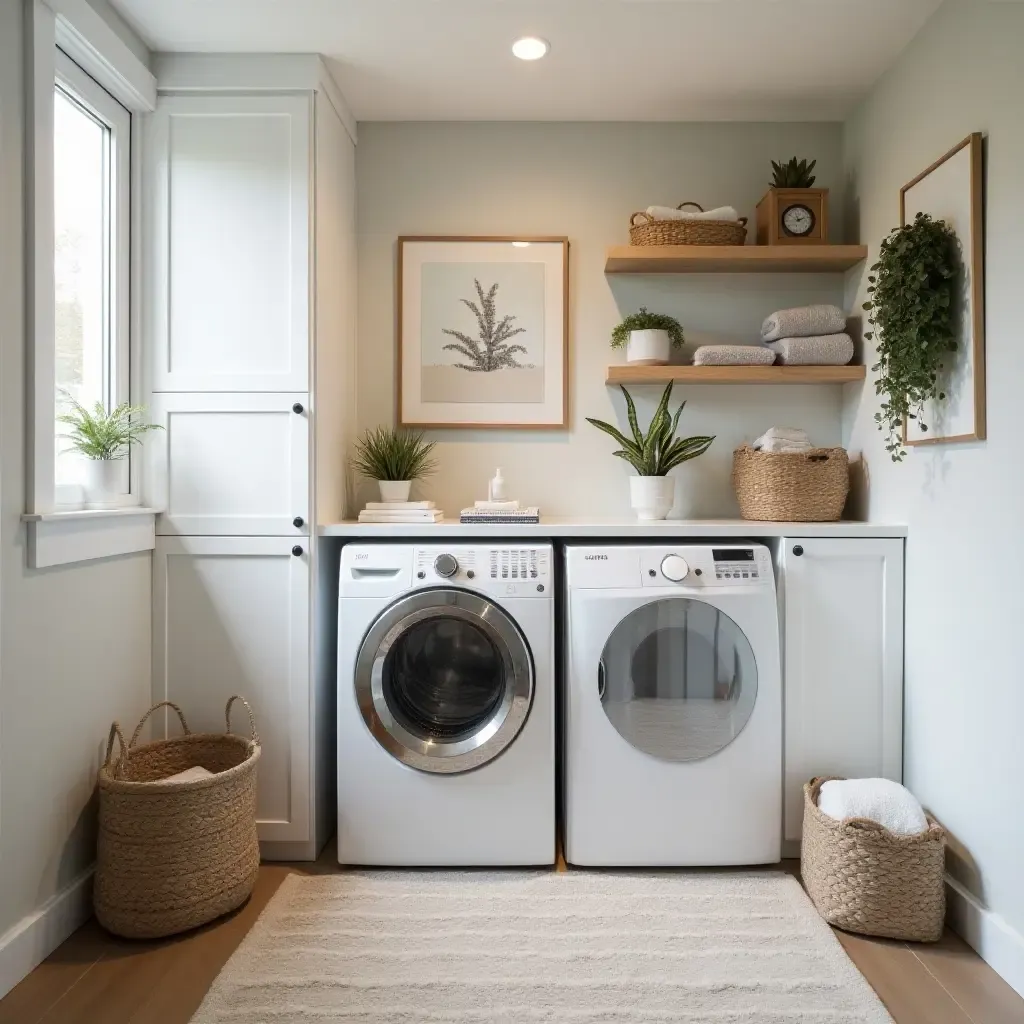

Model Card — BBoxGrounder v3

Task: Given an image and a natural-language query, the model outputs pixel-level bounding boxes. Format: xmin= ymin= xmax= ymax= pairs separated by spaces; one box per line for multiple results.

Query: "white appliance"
xmin=564 ymin=543 xmax=782 ymax=866
xmin=338 ymin=543 xmax=555 ymax=865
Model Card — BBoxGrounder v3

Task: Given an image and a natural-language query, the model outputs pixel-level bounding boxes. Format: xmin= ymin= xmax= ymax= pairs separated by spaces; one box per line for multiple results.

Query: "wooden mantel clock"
xmin=756 ymin=188 xmax=829 ymax=245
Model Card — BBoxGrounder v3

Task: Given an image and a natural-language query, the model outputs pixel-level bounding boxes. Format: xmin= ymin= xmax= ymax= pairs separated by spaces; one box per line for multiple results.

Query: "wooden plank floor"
xmin=2 ymin=852 xmax=1022 ymax=1024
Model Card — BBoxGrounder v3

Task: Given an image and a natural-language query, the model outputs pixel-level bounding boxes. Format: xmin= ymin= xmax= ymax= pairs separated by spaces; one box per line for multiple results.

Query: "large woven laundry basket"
xmin=732 ymin=444 xmax=849 ymax=521
xmin=629 ymin=202 xmax=748 ymax=246
xmin=801 ymin=777 xmax=946 ymax=942
xmin=94 ymin=697 xmax=261 ymax=939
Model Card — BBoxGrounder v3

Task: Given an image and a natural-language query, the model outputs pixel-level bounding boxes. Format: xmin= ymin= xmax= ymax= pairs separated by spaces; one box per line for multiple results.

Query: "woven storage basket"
xmin=629 ymin=203 xmax=748 ymax=246
xmin=732 ymin=444 xmax=849 ymax=522
xmin=94 ymin=697 xmax=261 ymax=939
xmin=802 ymin=777 xmax=946 ymax=942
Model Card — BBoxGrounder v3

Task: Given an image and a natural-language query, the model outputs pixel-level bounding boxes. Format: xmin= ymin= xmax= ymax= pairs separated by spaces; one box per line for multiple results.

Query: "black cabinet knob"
xmin=793 ymin=544 xmax=804 ymax=557
xmin=292 ymin=516 xmax=304 ymax=528
xmin=292 ymin=545 xmax=303 ymax=557
xmin=292 ymin=402 xmax=304 ymax=414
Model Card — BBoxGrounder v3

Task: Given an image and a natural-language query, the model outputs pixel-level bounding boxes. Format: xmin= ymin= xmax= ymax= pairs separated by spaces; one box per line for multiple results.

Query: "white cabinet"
xmin=148 ymin=393 xmax=309 ymax=536
xmin=779 ymin=537 xmax=904 ymax=846
xmin=154 ymin=536 xmax=311 ymax=843
xmin=145 ymin=94 xmax=311 ymax=392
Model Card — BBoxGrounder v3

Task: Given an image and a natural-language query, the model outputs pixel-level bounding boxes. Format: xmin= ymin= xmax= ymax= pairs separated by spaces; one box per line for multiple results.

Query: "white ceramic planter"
xmin=83 ymin=459 xmax=124 ymax=509
xmin=378 ymin=480 xmax=412 ymax=502
xmin=629 ymin=475 xmax=675 ymax=520
xmin=626 ymin=329 xmax=671 ymax=366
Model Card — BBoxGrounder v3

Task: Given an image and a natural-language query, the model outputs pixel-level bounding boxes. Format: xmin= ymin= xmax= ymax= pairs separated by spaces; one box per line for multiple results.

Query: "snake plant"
xmin=771 ymin=156 xmax=817 ymax=189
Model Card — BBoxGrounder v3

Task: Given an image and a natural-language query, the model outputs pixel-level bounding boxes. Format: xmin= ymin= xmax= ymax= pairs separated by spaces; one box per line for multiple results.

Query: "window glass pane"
xmin=54 ymin=86 xmax=109 ymax=484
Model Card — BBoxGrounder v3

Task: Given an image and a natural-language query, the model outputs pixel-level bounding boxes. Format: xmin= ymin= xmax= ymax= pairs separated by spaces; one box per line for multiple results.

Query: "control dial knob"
xmin=434 ymin=553 xmax=459 ymax=578
xmin=660 ymin=554 xmax=689 ymax=582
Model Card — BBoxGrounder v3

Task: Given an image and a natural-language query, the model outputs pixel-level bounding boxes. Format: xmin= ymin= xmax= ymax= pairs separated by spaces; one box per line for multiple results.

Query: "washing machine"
xmin=564 ymin=543 xmax=781 ymax=866
xmin=338 ymin=543 xmax=555 ymax=865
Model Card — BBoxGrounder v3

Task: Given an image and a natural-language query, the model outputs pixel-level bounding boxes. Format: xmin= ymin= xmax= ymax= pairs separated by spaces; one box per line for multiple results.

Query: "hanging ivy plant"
xmin=863 ymin=211 xmax=961 ymax=461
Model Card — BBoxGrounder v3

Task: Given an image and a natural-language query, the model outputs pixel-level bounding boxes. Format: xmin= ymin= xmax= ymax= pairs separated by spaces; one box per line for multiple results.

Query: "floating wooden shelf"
xmin=604 ymin=244 xmax=868 ymax=274
xmin=606 ymin=365 xmax=867 ymax=386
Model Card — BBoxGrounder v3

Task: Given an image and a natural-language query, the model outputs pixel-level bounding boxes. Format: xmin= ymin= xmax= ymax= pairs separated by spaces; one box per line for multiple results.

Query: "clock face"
xmin=782 ymin=203 xmax=816 ymax=237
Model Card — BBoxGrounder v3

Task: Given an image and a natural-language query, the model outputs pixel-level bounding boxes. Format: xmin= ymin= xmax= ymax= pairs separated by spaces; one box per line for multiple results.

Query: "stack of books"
xmin=358 ymin=501 xmax=443 ymax=524
xmin=459 ymin=501 xmax=540 ymax=525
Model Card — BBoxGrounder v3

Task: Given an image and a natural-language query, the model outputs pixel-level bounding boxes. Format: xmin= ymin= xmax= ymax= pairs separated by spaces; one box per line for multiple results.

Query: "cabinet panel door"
xmin=148 ymin=393 xmax=309 ymax=536
xmin=153 ymin=536 xmax=310 ymax=843
xmin=781 ymin=538 xmax=904 ymax=842
xmin=146 ymin=94 xmax=310 ymax=392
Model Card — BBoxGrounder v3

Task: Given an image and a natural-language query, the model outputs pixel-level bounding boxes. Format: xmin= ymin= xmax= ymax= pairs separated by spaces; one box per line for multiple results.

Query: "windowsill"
xmin=22 ymin=507 xmax=160 ymax=568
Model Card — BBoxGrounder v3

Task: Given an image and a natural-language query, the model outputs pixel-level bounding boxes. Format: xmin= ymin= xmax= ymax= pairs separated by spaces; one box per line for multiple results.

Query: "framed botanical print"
xmin=397 ymin=236 xmax=569 ymax=428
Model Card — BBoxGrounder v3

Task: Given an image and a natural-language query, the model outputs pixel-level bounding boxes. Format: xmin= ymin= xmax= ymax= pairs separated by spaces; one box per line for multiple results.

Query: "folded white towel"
xmin=767 ymin=334 xmax=854 ymax=366
xmin=752 ymin=427 xmax=813 ymax=453
xmin=818 ymin=778 xmax=929 ymax=836
xmin=761 ymin=305 xmax=847 ymax=342
xmin=693 ymin=345 xmax=775 ymax=366
xmin=158 ymin=766 xmax=215 ymax=784
xmin=756 ymin=439 xmax=815 ymax=454
xmin=646 ymin=205 xmax=741 ymax=223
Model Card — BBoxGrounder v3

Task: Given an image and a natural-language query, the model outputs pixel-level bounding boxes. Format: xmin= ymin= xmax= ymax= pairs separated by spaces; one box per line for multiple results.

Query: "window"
xmin=52 ymin=51 xmax=130 ymax=506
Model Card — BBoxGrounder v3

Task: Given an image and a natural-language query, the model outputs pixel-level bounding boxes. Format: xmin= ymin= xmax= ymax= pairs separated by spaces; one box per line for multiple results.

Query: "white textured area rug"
xmin=191 ymin=871 xmax=894 ymax=1023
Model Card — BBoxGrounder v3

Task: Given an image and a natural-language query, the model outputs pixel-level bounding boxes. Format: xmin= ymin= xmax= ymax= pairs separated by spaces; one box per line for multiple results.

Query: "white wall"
xmin=357 ymin=122 xmax=849 ymax=517
xmin=0 ymin=0 xmax=153 ymax=994
xmin=842 ymin=0 xmax=1024 ymax=993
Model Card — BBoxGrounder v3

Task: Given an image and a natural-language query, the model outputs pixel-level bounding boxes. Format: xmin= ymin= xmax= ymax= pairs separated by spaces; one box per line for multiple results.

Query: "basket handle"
xmin=630 ymin=211 xmax=652 ymax=227
xmin=225 ymin=695 xmax=260 ymax=746
xmin=844 ymin=817 xmax=888 ymax=833
xmin=676 ymin=202 xmax=704 ymax=212
xmin=103 ymin=721 xmax=128 ymax=775
xmin=129 ymin=701 xmax=190 ymax=749
xmin=737 ymin=216 xmax=748 ymax=227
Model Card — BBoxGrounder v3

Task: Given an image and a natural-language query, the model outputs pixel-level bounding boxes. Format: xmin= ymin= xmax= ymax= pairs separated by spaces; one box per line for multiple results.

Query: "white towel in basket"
xmin=818 ymin=778 xmax=928 ymax=836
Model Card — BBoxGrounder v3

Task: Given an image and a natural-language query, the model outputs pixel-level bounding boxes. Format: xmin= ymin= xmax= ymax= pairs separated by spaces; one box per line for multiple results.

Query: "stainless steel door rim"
xmin=355 ymin=588 xmax=534 ymax=773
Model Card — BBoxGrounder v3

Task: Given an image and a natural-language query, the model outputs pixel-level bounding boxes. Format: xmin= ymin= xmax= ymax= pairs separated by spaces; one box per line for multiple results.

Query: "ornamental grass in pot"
xmin=587 ymin=382 xmax=715 ymax=520
xmin=352 ymin=426 xmax=437 ymax=502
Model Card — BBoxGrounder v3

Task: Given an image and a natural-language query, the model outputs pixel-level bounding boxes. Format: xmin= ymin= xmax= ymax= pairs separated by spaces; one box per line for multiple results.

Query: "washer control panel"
xmin=413 ymin=545 xmax=553 ymax=597
xmin=565 ymin=545 xmax=773 ymax=591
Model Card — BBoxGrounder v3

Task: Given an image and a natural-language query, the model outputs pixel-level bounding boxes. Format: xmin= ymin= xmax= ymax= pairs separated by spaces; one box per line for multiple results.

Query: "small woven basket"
xmin=94 ymin=697 xmax=261 ymax=939
xmin=732 ymin=445 xmax=849 ymax=522
xmin=629 ymin=203 xmax=748 ymax=246
xmin=801 ymin=777 xmax=946 ymax=942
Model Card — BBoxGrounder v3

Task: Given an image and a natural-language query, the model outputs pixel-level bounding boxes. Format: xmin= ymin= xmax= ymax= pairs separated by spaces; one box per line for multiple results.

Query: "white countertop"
xmin=319 ymin=517 xmax=907 ymax=539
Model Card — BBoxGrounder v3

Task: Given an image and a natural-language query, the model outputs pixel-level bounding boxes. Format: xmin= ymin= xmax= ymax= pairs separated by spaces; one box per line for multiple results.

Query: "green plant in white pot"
xmin=611 ymin=308 xmax=685 ymax=366
xmin=58 ymin=394 xmax=162 ymax=508
xmin=587 ymin=382 xmax=714 ymax=520
xmin=352 ymin=426 xmax=437 ymax=502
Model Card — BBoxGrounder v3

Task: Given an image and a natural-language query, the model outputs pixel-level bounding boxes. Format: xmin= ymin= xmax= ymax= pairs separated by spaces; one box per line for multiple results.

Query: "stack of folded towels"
xmin=358 ymin=500 xmax=443 ymax=524
xmin=752 ymin=426 xmax=814 ymax=454
xmin=818 ymin=778 xmax=929 ymax=836
xmin=644 ymin=204 xmax=742 ymax=223
xmin=760 ymin=304 xmax=853 ymax=365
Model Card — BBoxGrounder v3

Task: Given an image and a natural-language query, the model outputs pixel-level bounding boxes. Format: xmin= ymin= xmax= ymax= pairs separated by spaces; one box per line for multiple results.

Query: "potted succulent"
xmin=57 ymin=394 xmax=162 ymax=508
xmin=352 ymin=426 xmax=437 ymax=502
xmin=611 ymin=308 xmax=685 ymax=366
xmin=587 ymin=382 xmax=714 ymax=520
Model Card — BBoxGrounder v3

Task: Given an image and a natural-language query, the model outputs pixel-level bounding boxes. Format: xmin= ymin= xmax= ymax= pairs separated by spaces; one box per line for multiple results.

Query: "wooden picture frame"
xmin=900 ymin=133 xmax=986 ymax=447
xmin=397 ymin=236 xmax=569 ymax=429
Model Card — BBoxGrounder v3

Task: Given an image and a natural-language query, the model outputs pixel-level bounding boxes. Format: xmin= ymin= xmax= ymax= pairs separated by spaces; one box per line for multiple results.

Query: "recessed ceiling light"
xmin=512 ymin=37 xmax=549 ymax=61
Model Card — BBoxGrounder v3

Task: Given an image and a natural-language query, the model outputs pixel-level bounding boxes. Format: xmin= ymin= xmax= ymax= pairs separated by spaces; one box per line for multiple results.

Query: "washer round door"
xmin=355 ymin=588 xmax=534 ymax=773
xmin=598 ymin=598 xmax=757 ymax=762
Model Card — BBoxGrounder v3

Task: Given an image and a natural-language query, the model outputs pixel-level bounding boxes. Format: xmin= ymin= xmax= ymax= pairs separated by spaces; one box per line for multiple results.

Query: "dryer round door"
xmin=598 ymin=598 xmax=757 ymax=762
xmin=355 ymin=588 xmax=534 ymax=774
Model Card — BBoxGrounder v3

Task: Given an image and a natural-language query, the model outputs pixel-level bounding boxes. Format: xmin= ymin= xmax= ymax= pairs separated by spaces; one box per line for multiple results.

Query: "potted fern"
xmin=58 ymin=395 xmax=162 ymax=507
xmin=612 ymin=308 xmax=685 ymax=366
xmin=352 ymin=426 xmax=437 ymax=502
xmin=587 ymin=383 xmax=714 ymax=520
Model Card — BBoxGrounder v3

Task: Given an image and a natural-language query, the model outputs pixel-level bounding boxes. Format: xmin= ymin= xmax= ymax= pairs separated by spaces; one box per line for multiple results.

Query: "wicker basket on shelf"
xmin=801 ymin=777 xmax=946 ymax=942
xmin=94 ymin=697 xmax=261 ymax=939
xmin=732 ymin=444 xmax=849 ymax=522
xmin=629 ymin=203 xmax=748 ymax=246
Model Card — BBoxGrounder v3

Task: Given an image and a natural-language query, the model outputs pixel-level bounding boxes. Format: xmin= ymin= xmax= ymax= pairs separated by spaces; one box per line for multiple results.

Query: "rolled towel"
xmin=818 ymin=778 xmax=928 ymax=836
xmin=767 ymin=333 xmax=854 ymax=366
xmin=761 ymin=304 xmax=847 ymax=341
xmin=693 ymin=345 xmax=776 ymax=366
xmin=646 ymin=204 xmax=741 ymax=223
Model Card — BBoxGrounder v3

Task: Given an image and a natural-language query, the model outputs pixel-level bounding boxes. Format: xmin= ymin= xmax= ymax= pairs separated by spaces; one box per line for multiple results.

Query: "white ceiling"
xmin=109 ymin=0 xmax=942 ymax=122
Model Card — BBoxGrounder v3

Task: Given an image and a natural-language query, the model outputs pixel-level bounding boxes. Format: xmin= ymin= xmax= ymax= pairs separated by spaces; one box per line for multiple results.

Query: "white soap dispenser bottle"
xmin=488 ymin=467 xmax=506 ymax=502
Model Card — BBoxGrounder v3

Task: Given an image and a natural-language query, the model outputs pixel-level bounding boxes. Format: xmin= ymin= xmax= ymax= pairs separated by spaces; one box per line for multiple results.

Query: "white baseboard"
xmin=946 ymin=874 xmax=1024 ymax=1000
xmin=0 ymin=867 xmax=94 ymax=1000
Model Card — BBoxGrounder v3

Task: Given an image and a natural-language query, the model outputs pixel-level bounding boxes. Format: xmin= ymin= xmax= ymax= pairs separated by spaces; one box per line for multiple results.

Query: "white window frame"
xmin=52 ymin=49 xmax=132 ymax=508
xmin=24 ymin=0 xmax=157 ymax=566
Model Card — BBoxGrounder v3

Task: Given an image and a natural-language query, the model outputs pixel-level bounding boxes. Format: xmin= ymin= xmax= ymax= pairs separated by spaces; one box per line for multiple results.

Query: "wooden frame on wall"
xmin=900 ymin=132 xmax=986 ymax=447
xmin=397 ymin=236 xmax=569 ymax=429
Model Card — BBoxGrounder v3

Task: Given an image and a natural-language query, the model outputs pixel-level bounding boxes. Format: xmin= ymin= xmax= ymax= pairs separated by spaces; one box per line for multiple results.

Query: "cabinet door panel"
xmin=154 ymin=537 xmax=310 ymax=842
xmin=146 ymin=94 xmax=310 ymax=391
xmin=781 ymin=538 xmax=904 ymax=843
xmin=148 ymin=393 xmax=309 ymax=536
